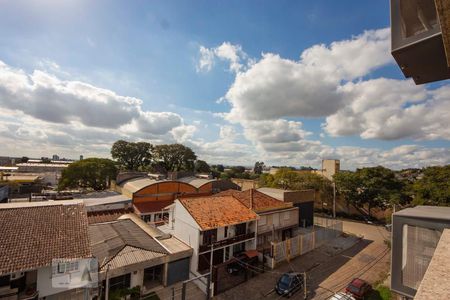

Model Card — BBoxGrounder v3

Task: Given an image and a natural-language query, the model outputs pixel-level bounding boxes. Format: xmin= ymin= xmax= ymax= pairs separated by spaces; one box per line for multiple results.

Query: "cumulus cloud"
xmin=324 ymin=79 xmax=450 ymax=140
xmin=224 ymin=28 xmax=391 ymax=122
xmin=197 ymin=42 xmax=248 ymax=73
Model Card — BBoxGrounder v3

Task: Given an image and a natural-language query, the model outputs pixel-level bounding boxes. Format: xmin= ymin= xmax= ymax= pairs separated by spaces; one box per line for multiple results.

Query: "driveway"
xmin=215 ymin=220 xmax=391 ymax=300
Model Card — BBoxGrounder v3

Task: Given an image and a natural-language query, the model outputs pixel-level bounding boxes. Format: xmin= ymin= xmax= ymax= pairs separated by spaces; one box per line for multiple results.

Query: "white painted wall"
xmin=173 ymin=200 xmax=200 ymax=274
xmin=37 ymin=266 xmax=70 ymax=298
xmin=130 ymin=270 xmax=144 ymax=289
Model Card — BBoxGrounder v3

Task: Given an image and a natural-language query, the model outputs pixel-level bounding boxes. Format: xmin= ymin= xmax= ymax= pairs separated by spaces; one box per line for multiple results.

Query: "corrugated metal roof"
xmin=177 ymin=176 xmax=215 ymax=188
xmin=120 ymin=177 xmax=159 ymax=195
xmin=103 ymin=245 xmax=166 ymax=271
xmin=89 ymin=218 xmax=168 ymax=268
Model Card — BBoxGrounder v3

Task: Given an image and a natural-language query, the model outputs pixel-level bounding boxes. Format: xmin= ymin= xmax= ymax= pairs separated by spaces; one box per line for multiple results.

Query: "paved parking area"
xmin=215 ymin=220 xmax=391 ymax=300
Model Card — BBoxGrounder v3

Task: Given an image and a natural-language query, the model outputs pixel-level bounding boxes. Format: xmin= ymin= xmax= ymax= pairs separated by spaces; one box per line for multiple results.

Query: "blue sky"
xmin=0 ymin=0 xmax=449 ymax=169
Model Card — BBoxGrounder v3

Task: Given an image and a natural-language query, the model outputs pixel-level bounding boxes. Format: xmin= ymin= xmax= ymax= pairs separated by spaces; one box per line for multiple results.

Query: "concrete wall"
xmin=130 ymin=269 xmax=144 ymax=289
xmin=173 ymin=201 xmax=200 ymax=274
xmin=257 ymin=208 xmax=298 ymax=235
xmin=37 ymin=266 xmax=69 ymax=298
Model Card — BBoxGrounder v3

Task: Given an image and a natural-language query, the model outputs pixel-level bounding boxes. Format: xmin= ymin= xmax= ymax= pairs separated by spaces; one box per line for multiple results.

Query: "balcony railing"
xmin=199 ymin=232 xmax=255 ymax=253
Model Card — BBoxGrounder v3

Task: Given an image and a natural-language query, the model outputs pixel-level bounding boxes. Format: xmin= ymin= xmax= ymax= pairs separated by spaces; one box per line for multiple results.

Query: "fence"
xmin=267 ymin=217 xmax=343 ymax=268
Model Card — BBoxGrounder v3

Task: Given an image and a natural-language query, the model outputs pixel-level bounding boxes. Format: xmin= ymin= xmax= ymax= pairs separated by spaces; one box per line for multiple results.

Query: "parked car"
xmin=329 ymin=292 xmax=356 ymax=300
xmin=275 ymin=272 xmax=304 ymax=298
xmin=345 ymin=278 xmax=372 ymax=299
xmin=226 ymin=250 xmax=259 ymax=275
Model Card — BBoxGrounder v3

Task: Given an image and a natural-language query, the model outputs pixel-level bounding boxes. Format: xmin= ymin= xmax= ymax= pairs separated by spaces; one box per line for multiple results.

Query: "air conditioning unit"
xmin=391 ymin=0 xmax=450 ymax=84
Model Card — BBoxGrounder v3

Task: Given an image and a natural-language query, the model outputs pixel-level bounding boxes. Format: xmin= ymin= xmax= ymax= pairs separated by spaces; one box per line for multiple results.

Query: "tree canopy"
xmin=111 ymin=140 xmax=153 ymax=171
xmin=195 ymin=160 xmax=211 ymax=173
xmin=334 ymin=166 xmax=407 ymax=216
xmin=253 ymin=161 xmax=265 ymax=174
xmin=153 ymin=144 xmax=197 ymax=172
xmin=412 ymin=165 xmax=450 ymax=206
xmin=58 ymin=158 xmax=118 ymax=191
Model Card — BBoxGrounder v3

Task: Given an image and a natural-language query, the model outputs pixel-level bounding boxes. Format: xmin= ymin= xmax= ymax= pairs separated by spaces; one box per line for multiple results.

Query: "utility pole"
xmin=332 ymin=182 xmax=336 ymax=219
xmin=208 ymin=242 xmax=214 ymax=298
xmin=105 ymin=264 xmax=110 ymax=300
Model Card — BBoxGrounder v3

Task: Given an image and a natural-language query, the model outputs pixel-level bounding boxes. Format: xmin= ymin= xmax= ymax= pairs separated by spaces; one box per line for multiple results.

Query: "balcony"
xmin=199 ymin=232 xmax=255 ymax=253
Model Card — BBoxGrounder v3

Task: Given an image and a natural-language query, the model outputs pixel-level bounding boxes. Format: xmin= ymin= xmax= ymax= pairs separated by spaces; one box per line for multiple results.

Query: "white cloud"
xmin=196 ymin=42 xmax=248 ymax=73
xmin=171 ymin=124 xmax=197 ymax=143
xmin=219 ymin=125 xmax=238 ymax=141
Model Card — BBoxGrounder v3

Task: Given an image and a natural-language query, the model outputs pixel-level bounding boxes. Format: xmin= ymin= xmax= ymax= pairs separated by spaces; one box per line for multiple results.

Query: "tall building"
xmin=321 ymin=159 xmax=340 ymax=181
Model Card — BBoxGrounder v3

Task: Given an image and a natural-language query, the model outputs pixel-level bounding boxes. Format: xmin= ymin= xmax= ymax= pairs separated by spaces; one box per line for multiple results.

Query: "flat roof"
xmin=414 ymin=229 xmax=450 ymax=300
xmin=394 ymin=206 xmax=450 ymax=221
xmin=75 ymin=191 xmax=131 ymax=206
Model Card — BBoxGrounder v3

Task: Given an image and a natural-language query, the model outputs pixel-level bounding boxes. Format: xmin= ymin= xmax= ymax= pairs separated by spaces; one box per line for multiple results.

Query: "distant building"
xmin=391 ymin=206 xmax=450 ymax=299
xmin=320 ymin=159 xmax=340 ymax=181
xmin=52 ymin=154 xmax=59 ymax=161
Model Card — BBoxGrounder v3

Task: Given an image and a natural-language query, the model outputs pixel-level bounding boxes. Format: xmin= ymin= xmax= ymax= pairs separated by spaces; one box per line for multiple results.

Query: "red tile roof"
xmin=133 ymin=200 xmax=174 ymax=214
xmin=215 ymin=189 xmax=292 ymax=213
xmin=0 ymin=204 xmax=91 ymax=275
xmin=87 ymin=208 xmax=133 ymax=224
xmin=178 ymin=196 xmax=258 ymax=230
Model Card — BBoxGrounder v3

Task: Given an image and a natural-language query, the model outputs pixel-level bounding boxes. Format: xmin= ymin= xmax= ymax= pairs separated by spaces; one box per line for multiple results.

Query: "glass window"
xmin=399 ymin=0 xmax=438 ymax=39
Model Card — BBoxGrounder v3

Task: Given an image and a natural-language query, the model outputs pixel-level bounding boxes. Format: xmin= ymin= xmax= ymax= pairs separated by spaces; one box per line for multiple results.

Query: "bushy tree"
xmin=58 ymin=158 xmax=118 ymax=191
xmin=111 ymin=140 xmax=153 ymax=171
xmin=412 ymin=165 xmax=450 ymax=206
xmin=195 ymin=160 xmax=211 ymax=173
xmin=334 ymin=166 xmax=406 ymax=217
xmin=253 ymin=161 xmax=265 ymax=174
xmin=153 ymin=144 xmax=197 ymax=172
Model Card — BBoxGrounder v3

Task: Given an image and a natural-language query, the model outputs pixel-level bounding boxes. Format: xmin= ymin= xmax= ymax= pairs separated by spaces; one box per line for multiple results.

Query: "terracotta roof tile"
xmin=0 ymin=204 xmax=91 ymax=275
xmin=178 ymin=196 xmax=257 ymax=230
xmin=215 ymin=189 xmax=292 ymax=213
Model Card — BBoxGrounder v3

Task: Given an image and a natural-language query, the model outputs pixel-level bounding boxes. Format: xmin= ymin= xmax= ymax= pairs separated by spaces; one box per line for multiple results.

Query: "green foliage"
xmin=253 ymin=161 xmax=264 ymax=174
xmin=58 ymin=158 xmax=118 ymax=191
xmin=194 ymin=160 xmax=211 ymax=173
xmin=367 ymin=285 xmax=392 ymax=300
xmin=412 ymin=165 xmax=450 ymax=206
xmin=334 ymin=166 xmax=407 ymax=217
xmin=153 ymin=144 xmax=197 ymax=172
xmin=111 ymin=140 xmax=153 ymax=171
xmin=20 ymin=156 xmax=29 ymax=163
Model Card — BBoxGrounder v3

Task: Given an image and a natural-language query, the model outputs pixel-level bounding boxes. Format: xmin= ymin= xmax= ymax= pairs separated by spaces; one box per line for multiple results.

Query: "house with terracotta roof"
xmin=0 ymin=201 xmax=94 ymax=300
xmin=216 ymin=189 xmax=299 ymax=251
xmin=170 ymin=195 xmax=258 ymax=282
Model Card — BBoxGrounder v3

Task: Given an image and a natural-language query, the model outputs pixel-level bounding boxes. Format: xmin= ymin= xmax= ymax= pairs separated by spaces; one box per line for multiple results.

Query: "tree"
xmin=153 ymin=144 xmax=197 ymax=172
xmin=58 ymin=158 xmax=118 ymax=191
xmin=412 ymin=165 xmax=450 ymax=206
xmin=195 ymin=160 xmax=211 ymax=173
xmin=334 ymin=166 xmax=406 ymax=217
xmin=215 ymin=164 xmax=225 ymax=172
xmin=20 ymin=156 xmax=29 ymax=163
xmin=41 ymin=157 xmax=51 ymax=163
xmin=253 ymin=161 xmax=265 ymax=174
xmin=111 ymin=140 xmax=153 ymax=171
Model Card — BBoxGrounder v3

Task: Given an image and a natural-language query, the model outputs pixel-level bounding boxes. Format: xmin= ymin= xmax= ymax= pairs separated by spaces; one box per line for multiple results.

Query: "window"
xmin=142 ymin=215 xmax=152 ymax=223
xmin=283 ymin=212 xmax=290 ymax=221
xmin=259 ymin=216 xmax=267 ymax=226
xmin=202 ymin=229 xmax=217 ymax=245
xmin=224 ymin=226 xmax=228 ymax=238
xmin=235 ymin=223 xmax=247 ymax=236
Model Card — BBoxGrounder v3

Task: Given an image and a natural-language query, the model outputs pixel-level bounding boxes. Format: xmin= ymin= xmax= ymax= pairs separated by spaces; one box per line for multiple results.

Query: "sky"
xmin=0 ymin=0 xmax=449 ymax=170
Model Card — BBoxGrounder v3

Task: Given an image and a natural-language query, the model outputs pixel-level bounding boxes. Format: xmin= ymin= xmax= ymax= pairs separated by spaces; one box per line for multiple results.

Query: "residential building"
xmin=171 ymin=195 xmax=258 ymax=279
xmin=391 ymin=206 xmax=450 ymax=299
xmin=320 ymin=159 xmax=340 ymax=181
xmin=216 ymin=189 xmax=299 ymax=251
xmin=0 ymin=201 xmax=94 ymax=300
xmin=258 ymin=187 xmax=315 ymax=227
xmin=89 ymin=214 xmax=192 ymax=296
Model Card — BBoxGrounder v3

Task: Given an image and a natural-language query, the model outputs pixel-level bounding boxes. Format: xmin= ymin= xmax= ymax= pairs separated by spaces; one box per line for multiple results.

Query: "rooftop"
xmin=88 ymin=218 xmax=168 ymax=270
xmin=178 ymin=195 xmax=258 ymax=230
xmin=0 ymin=203 xmax=91 ymax=275
xmin=87 ymin=208 xmax=133 ymax=224
xmin=394 ymin=205 xmax=450 ymax=221
xmin=216 ymin=189 xmax=293 ymax=213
